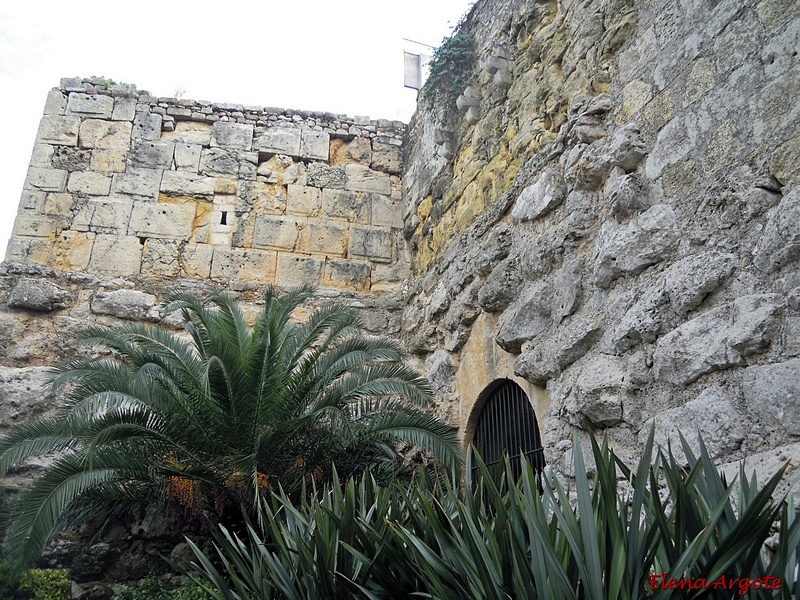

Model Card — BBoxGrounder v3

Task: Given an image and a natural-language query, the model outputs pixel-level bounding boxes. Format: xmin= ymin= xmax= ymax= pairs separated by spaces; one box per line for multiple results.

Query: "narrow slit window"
xmin=220 ymin=211 xmax=228 ymax=225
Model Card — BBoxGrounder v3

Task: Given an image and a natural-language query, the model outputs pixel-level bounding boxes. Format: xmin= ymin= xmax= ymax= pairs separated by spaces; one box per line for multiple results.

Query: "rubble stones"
xmin=7 ymin=278 xmax=69 ymax=311
xmin=91 ymin=290 xmax=157 ymax=321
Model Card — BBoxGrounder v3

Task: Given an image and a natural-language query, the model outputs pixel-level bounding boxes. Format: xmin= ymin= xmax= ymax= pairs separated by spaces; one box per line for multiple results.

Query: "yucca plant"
xmin=0 ymin=285 xmax=461 ymax=566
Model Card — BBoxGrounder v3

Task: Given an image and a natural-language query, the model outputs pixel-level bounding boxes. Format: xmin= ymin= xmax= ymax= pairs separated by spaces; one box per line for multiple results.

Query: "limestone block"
xmin=344 ymin=164 xmax=391 ymax=194
xmin=370 ymin=194 xmax=403 ymax=228
xmin=131 ymin=140 xmax=175 ymax=169
xmin=770 ymin=136 xmax=800 ymax=186
xmin=306 ymin=220 xmax=349 ymax=257
xmin=349 ymin=224 xmax=392 ymax=262
xmin=7 ymin=278 xmax=69 ymax=311
xmin=66 ymin=93 xmax=114 ymax=118
xmin=663 ymin=252 xmax=737 ymax=315
xmin=607 ymin=284 xmax=669 ymax=354
xmin=141 ymin=240 xmax=213 ymax=278
xmin=653 ymin=294 xmax=783 ymax=385
xmin=111 ymin=167 xmax=162 ymax=200
xmin=645 ymin=111 xmax=709 ymax=180
xmin=575 ymin=123 xmax=647 ymax=189
xmin=12 ymin=214 xmax=65 ymax=238
xmin=641 ymin=386 xmax=745 ymax=462
xmin=18 ymin=190 xmax=46 ymax=213
xmin=371 ymin=139 xmax=403 ymax=174
xmin=286 ymin=184 xmax=322 ymax=216
xmin=36 ymin=115 xmax=80 ymax=146
xmin=742 ymin=359 xmax=800 ymax=435
xmin=44 ymin=90 xmax=67 ymax=115
xmin=253 ymin=215 xmax=302 ymax=251
xmin=496 ymin=280 xmax=553 ymax=353
xmin=307 ymin=163 xmax=345 ymax=189
xmin=478 ymin=257 xmax=522 ymax=313
xmin=24 ymin=167 xmax=68 ymax=192
xmin=90 ymin=148 xmax=128 ymax=172
xmin=91 ymin=289 xmax=157 ymax=321
xmin=275 ymin=254 xmax=324 ymax=288
xmin=593 ymin=204 xmax=680 ymax=288
xmin=161 ymin=121 xmax=213 ymax=145
xmin=210 ymin=247 xmax=277 ymax=283
xmin=606 ymin=172 xmax=646 ymax=220
xmin=622 ymin=80 xmax=653 ymax=119
xmin=132 ymin=111 xmax=163 ymax=141
xmin=322 ymin=189 xmax=368 ymax=222
xmin=331 ymin=136 xmax=372 ymax=164
xmin=42 ymin=193 xmax=74 ymax=218
xmin=552 ymin=257 xmax=584 ymax=321
xmin=322 ymin=260 xmax=371 ymax=292
xmin=67 ymin=171 xmax=111 ymax=196
xmin=174 ymin=144 xmax=202 ymax=172
xmin=199 ymin=148 xmax=245 ymax=178
xmin=300 ymin=130 xmax=330 ymax=161
xmin=79 ymin=120 xmax=132 ymax=150
xmin=212 ymin=121 xmax=254 ymax=151
xmin=512 ymin=166 xmax=566 ymax=222
xmin=50 ymin=231 xmax=94 ymax=271
xmin=29 ymin=143 xmax=54 ymax=168
xmin=255 ymin=128 xmax=301 ymax=157
xmin=573 ymin=355 xmax=627 ymax=426
xmin=73 ymin=197 xmax=134 ymax=234
xmin=0 ymin=367 xmax=56 ymax=429
xmin=128 ymin=201 xmax=195 ymax=240
xmin=160 ymin=171 xmax=215 ymax=198
xmin=112 ymin=96 xmax=137 ymax=121
xmin=87 ymin=235 xmax=142 ymax=276
xmin=753 ymin=188 xmax=800 ymax=273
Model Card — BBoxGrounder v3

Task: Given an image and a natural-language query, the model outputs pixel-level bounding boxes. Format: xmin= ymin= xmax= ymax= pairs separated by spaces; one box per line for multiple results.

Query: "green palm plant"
xmin=0 ymin=285 xmax=461 ymax=566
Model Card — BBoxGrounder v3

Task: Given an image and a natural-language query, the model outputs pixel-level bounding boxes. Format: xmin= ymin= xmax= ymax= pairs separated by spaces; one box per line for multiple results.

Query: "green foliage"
xmin=17 ymin=569 xmax=70 ymax=600
xmin=0 ymin=557 xmax=25 ymax=599
xmin=183 ymin=431 xmax=798 ymax=599
xmin=422 ymin=28 xmax=477 ymax=123
xmin=112 ymin=576 xmax=211 ymax=600
xmin=0 ymin=285 xmax=460 ymax=567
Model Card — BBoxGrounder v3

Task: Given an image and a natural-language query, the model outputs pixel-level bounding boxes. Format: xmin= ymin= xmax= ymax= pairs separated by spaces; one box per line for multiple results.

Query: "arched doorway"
xmin=469 ymin=379 xmax=546 ymax=482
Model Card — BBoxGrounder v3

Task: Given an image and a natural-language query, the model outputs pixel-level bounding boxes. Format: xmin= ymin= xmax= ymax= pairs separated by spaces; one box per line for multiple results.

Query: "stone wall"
xmin=402 ymin=0 xmax=800 ymax=483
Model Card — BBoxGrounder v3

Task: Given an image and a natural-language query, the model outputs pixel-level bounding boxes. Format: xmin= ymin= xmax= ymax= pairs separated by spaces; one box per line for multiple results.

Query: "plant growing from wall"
xmin=422 ymin=27 xmax=477 ymax=124
xmin=0 ymin=285 xmax=461 ymax=567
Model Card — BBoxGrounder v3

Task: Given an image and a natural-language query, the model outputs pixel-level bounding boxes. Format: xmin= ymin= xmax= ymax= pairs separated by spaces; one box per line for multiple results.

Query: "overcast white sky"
xmin=0 ymin=0 xmax=473 ymax=258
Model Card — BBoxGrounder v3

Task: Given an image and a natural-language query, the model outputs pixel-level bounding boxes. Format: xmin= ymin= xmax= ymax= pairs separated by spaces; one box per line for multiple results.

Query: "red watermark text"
xmin=649 ymin=573 xmax=783 ymax=596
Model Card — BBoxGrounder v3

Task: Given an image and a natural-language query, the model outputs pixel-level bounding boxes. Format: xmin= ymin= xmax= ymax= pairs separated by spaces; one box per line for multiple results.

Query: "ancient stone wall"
xmin=402 ymin=0 xmax=800 ymax=484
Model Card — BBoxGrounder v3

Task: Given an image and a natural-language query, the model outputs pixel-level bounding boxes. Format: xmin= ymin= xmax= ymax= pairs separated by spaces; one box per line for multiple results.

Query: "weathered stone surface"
xmin=552 ymin=257 xmax=583 ymax=321
xmin=66 ymin=93 xmax=114 ymax=118
xmin=573 ymin=355 xmax=626 ymax=426
xmin=322 ymin=260 xmax=371 ymax=292
xmin=0 ymin=367 xmax=56 ymax=430
xmin=24 ymin=168 xmax=68 ymax=192
xmin=349 ymin=225 xmax=392 ymax=262
xmin=322 ymin=189 xmax=368 ymax=222
xmin=605 ymin=172 xmax=646 ymax=220
xmin=49 ymin=230 xmax=94 ymax=271
xmin=478 ymin=257 xmax=521 ymax=313
xmin=307 ymin=163 xmax=345 ymax=189
xmin=160 ymin=171 xmax=214 ymax=198
xmin=770 ymin=135 xmax=800 ymax=186
xmin=275 ymin=254 xmax=324 ymax=288
xmin=371 ymin=194 xmax=403 ymax=228
xmin=91 ymin=290 xmax=157 ymax=321
xmin=300 ymin=130 xmax=330 ymax=161
xmin=112 ymin=96 xmax=137 ymax=121
xmin=111 ymin=168 xmax=162 ymax=200
xmin=36 ymin=115 xmax=80 ymax=146
xmin=645 ymin=111 xmax=710 ymax=180
xmin=128 ymin=201 xmax=195 ymax=240
xmin=174 ymin=144 xmax=202 ymax=172
xmin=131 ymin=141 xmax=175 ymax=169
xmin=574 ymin=123 xmax=647 ymax=189
xmin=67 ymin=171 xmax=111 ymax=196
xmin=210 ymin=247 xmax=276 ymax=283
xmin=512 ymin=166 xmax=567 ymax=221
xmin=425 ymin=349 xmax=455 ymax=394
xmin=306 ymin=220 xmax=349 ymax=257
xmin=255 ymin=128 xmax=301 ymax=157
xmin=90 ymin=147 xmax=128 ymax=173
xmin=50 ymin=146 xmax=91 ymax=170
xmin=7 ymin=278 xmax=69 ymax=311
xmin=43 ymin=90 xmax=67 ymax=116
xmin=653 ymin=294 xmax=783 ymax=385
xmin=253 ymin=216 xmax=301 ymax=251
xmin=753 ymin=188 xmax=800 ymax=273
xmin=594 ymin=204 xmax=680 ymax=287
xmin=11 ymin=214 xmax=65 ymax=238
xmin=87 ymin=235 xmax=142 ymax=276
xmin=132 ymin=111 xmax=162 ymax=141
xmin=73 ymin=197 xmax=133 ymax=234
xmin=371 ymin=139 xmax=403 ymax=174
xmin=344 ymin=164 xmax=392 ymax=194
xmin=161 ymin=121 xmax=212 ymax=145
xmin=742 ymin=358 xmax=800 ymax=435
xmin=641 ymin=386 xmax=745 ymax=461
xmin=496 ymin=280 xmax=553 ymax=353
xmin=78 ymin=120 xmax=132 ymax=150
xmin=212 ymin=121 xmax=254 ymax=151
xmin=286 ymin=185 xmax=322 ymax=216
xmin=141 ymin=240 xmax=213 ymax=279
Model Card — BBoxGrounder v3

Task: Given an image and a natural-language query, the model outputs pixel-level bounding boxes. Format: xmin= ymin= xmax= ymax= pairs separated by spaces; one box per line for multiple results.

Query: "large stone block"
xmin=307 ymin=163 xmax=345 ymax=189
xmin=78 ymin=120 xmax=132 ymax=150
xmin=111 ymin=167 xmax=162 ymax=200
xmin=161 ymin=121 xmax=213 ymax=145
xmin=37 ymin=115 xmax=80 ymax=146
xmin=496 ymin=280 xmax=553 ymax=353
xmin=11 ymin=214 xmax=65 ymax=238
xmin=132 ymin=111 xmax=163 ymax=141
xmin=90 ymin=148 xmax=128 ymax=173
xmin=130 ymin=140 xmax=175 ymax=169
xmin=253 ymin=216 xmax=302 ymax=251
xmin=174 ymin=144 xmax=202 ymax=172
xmin=7 ymin=278 xmax=69 ymax=311
xmin=322 ymin=189 xmax=368 ymax=222
xmin=24 ymin=167 xmax=68 ymax=192
xmin=344 ymin=164 xmax=392 ymax=194
xmin=742 ymin=359 xmax=800 ymax=435
xmin=212 ymin=121 xmax=254 ymax=151
xmin=73 ymin=197 xmax=134 ymax=234
xmin=91 ymin=289 xmax=157 ymax=321
xmin=128 ymin=200 xmax=195 ymax=240
xmin=322 ymin=260 xmax=371 ymax=292
xmin=594 ymin=204 xmax=680 ymax=288
xmin=306 ymin=220 xmax=349 ymax=257
xmin=572 ymin=355 xmax=627 ymax=426
xmin=275 ymin=254 xmax=324 ymax=288
xmin=512 ymin=166 xmax=566 ymax=222
xmin=255 ymin=128 xmax=301 ymax=157
xmin=210 ymin=247 xmax=277 ymax=283
xmin=349 ymin=224 xmax=392 ymax=262
xmin=88 ymin=235 xmax=142 ymax=276
xmin=112 ymin=96 xmax=137 ymax=121
xmin=198 ymin=148 xmax=256 ymax=178
xmin=300 ymin=130 xmax=329 ymax=161
xmin=49 ymin=230 xmax=95 ymax=271
xmin=653 ymin=294 xmax=783 ymax=385
xmin=286 ymin=184 xmax=322 ymax=216
xmin=66 ymin=93 xmax=114 ymax=118
xmin=370 ymin=193 xmax=403 ymax=228
xmin=478 ymin=257 xmax=522 ymax=313
xmin=43 ymin=90 xmax=67 ymax=116
xmin=753 ymin=188 xmax=800 ymax=273
xmin=141 ymin=240 xmax=213 ymax=279
xmin=371 ymin=139 xmax=403 ymax=174
xmin=160 ymin=171 xmax=215 ymax=198
xmin=67 ymin=171 xmax=111 ymax=196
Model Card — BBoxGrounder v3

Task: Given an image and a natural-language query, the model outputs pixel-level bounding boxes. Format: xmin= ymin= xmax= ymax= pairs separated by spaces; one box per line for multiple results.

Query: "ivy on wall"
xmin=422 ymin=28 xmax=477 ymax=123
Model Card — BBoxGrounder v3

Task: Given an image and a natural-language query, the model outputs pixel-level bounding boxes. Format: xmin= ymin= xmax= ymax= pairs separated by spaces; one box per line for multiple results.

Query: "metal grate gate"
xmin=471 ymin=379 xmax=545 ymax=484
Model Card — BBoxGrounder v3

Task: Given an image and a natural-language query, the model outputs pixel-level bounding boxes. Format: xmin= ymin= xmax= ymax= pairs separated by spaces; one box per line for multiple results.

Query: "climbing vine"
xmin=422 ymin=28 xmax=477 ymax=123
